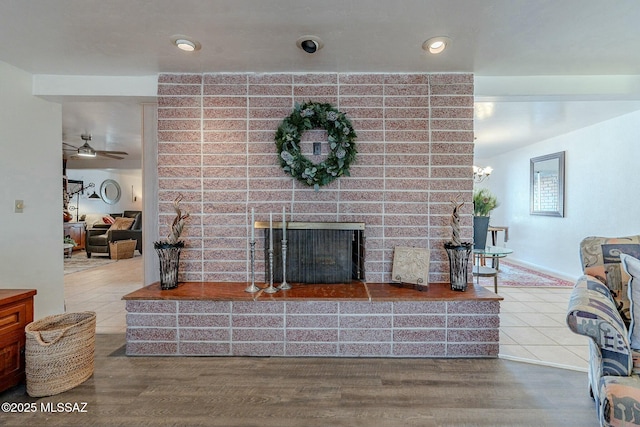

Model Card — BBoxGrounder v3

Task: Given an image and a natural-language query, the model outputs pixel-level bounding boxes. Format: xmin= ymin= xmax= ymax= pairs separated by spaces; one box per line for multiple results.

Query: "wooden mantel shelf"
xmin=123 ymin=281 xmax=502 ymax=302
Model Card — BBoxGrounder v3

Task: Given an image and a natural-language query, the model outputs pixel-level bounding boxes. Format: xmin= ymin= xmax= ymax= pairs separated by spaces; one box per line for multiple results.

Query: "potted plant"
xmin=473 ymin=188 xmax=499 ymax=250
xmin=154 ymin=195 xmax=189 ymax=290
xmin=444 ymin=198 xmax=473 ymax=291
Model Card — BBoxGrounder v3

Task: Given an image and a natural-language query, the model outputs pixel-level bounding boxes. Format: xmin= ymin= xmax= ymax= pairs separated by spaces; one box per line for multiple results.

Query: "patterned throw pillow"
xmin=102 ymin=215 xmax=116 ymax=224
xmin=580 ymin=235 xmax=640 ymax=327
xmin=621 ymin=254 xmax=640 ymax=349
xmin=108 ymin=217 xmax=134 ymax=231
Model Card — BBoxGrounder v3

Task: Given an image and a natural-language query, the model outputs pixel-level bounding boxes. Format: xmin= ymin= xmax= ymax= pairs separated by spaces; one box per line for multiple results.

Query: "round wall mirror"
xmin=100 ymin=179 xmax=121 ymax=205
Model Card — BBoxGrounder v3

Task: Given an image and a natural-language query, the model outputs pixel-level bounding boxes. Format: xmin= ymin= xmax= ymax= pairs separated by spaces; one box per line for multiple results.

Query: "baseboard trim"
xmin=503 ymin=257 xmax=578 ymax=283
xmin=499 ymin=353 xmax=588 ymax=373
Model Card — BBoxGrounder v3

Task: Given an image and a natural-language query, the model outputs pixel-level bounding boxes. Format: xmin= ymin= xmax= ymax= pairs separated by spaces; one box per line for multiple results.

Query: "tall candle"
xmin=269 ymin=212 xmax=273 ymax=250
xmin=251 ymin=208 xmax=255 ymax=243
xmin=282 ymin=206 xmax=286 ymax=240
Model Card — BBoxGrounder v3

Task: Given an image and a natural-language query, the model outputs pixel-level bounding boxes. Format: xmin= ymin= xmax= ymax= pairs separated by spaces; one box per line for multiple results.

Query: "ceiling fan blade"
xmin=63 ymin=134 xmax=128 ymax=160
xmin=96 ymin=150 xmax=128 ymax=155
xmin=96 ymin=152 xmax=125 ymax=160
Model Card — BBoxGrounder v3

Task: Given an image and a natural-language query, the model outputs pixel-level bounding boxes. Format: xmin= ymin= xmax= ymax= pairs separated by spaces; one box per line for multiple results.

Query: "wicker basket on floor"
xmin=25 ymin=311 xmax=96 ymax=397
xmin=109 ymin=239 xmax=137 ymax=259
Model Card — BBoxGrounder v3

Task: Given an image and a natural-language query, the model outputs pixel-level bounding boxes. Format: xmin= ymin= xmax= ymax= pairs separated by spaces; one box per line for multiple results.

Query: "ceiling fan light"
xmin=77 ymin=143 xmax=96 ymax=157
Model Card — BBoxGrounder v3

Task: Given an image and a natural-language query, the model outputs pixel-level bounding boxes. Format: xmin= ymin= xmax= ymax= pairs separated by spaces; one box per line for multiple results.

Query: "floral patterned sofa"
xmin=568 ymin=240 xmax=640 ymax=426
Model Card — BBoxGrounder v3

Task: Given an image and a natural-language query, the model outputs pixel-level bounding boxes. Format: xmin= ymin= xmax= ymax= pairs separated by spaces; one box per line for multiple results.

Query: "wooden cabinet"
xmin=0 ymin=289 xmax=36 ymax=393
xmin=63 ymin=222 xmax=86 ymax=251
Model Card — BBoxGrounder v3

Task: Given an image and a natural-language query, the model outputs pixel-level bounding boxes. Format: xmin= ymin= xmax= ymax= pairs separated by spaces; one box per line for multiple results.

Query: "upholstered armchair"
xmin=86 ymin=210 xmax=142 ymax=258
xmin=579 ymin=235 xmax=640 ymax=327
xmin=570 ymin=237 xmax=640 ymax=426
xmin=567 ymin=274 xmax=640 ymax=426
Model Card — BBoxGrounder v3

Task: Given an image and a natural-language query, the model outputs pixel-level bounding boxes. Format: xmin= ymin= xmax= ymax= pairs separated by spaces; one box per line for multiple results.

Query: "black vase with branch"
xmin=154 ymin=195 xmax=189 ymax=290
xmin=444 ymin=198 xmax=473 ymax=291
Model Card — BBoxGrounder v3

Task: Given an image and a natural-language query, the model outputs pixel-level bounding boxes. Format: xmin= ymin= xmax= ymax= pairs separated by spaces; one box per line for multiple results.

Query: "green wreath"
xmin=275 ymin=101 xmax=357 ymax=190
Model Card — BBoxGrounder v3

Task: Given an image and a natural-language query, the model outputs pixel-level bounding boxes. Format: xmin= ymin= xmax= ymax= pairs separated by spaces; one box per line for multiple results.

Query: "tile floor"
xmin=490 ymin=285 xmax=588 ymax=372
xmin=64 ymin=253 xmax=143 ymax=334
xmin=64 ymin=254 xmax=589 ymax=371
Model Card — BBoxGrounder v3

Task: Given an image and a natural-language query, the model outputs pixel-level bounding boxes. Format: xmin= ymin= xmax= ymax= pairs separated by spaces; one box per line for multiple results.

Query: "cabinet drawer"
xmin=0 ymin=332 xmax=22 ymax=379
xmin=0 ymin=301 xmax=28 ymax=336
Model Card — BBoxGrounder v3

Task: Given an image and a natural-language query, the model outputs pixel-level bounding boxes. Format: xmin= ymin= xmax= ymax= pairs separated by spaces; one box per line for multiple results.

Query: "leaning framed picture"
xmin=391 ymin=246 xmax=430 ymax=287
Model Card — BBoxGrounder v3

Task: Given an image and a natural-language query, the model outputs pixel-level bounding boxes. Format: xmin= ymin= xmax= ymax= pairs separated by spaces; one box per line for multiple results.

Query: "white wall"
xmin=0 ymin=61 xmax=65 ymax=318
xmin=66 ymin=169 xmax=142 ymax=219
xmin=481 ymin=109 xmax=640 ymax=280
xmin=142 ymin=103 xmax=160 ymax=286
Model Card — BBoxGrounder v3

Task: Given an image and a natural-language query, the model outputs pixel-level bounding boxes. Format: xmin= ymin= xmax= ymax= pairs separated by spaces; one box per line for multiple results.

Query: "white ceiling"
xmin=62 ymin=102 xmax=144 ymax=169
xmin=2 ymin=0 xmax=640 ymax=167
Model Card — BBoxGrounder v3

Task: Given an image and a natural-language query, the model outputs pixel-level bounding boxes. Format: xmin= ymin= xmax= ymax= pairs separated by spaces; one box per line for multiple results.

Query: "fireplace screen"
xmin=261 ymin=222 xmax=365 ymax=284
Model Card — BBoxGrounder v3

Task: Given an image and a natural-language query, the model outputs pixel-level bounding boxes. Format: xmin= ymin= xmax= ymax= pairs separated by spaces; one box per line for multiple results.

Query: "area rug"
xmin=476 ymin=259 xmax=574 ymax=288
xmin=64 ymin=252 xmax=116 ymax=275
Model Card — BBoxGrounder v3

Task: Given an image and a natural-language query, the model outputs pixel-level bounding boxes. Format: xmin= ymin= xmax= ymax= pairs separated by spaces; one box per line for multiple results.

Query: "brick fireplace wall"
xmin=157 ymin=73 xmax=474 ymax=284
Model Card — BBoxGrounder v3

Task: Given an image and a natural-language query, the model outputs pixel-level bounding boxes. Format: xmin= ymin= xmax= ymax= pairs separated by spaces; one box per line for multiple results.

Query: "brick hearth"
xmin=123 ymin=282 xmax=501 ymax=358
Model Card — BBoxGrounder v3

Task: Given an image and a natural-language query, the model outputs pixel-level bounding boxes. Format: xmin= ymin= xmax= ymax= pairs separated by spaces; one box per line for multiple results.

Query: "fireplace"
xmin=256 ymin=222 xmax=365 ymax=284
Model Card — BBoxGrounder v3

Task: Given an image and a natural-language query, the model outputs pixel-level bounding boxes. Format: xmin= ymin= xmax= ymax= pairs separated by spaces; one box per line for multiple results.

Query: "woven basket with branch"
xmin=154 ymin=195 xmax=189 ymax=289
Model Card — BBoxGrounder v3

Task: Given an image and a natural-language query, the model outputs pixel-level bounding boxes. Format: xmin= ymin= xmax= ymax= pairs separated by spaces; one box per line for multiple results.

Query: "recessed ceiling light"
xmin=296 ymin=35 xmax=324 ymax=54
xmin=422 ymin=36 xmax=451 ymax=54
xmin=176 ymin=39 xmax=195 ymax=51
xmin=171 ymin=35 xmax=201 ymax=52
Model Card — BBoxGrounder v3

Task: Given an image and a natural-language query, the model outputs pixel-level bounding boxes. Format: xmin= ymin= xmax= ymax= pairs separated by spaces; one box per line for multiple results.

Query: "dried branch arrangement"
xmin=166 ymin=194 xmax=189 ymax=244
xmin=449 ymin=197 xmax=464 ymax=246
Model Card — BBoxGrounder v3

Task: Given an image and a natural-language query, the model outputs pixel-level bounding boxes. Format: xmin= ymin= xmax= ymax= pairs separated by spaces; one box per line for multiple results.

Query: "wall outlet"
xmin=15 ymin=199 xmax=24 ymax=213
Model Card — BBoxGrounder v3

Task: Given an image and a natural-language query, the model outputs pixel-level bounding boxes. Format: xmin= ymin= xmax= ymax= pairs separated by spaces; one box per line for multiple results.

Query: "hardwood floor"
xmin=0 ymin=334 xmax=597 ymax=427
xmin=2 ymin=253 xmax=596 ymax=426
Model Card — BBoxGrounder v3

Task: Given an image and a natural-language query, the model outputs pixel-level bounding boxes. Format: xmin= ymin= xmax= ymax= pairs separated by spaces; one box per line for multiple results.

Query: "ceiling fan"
xmin=63 ymin=134 xmax=128 ymax=160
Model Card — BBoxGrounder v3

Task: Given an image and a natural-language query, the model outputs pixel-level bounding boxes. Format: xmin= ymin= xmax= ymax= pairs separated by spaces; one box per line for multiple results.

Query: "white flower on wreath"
xmin=281 ymin=151 xmax=294 ymax=164
xmin=326 ymin=111 xmax=338 ymax=121
xmin=301 ymin=108 xmax=314 ymax=117
xmin=302 ymin=167 xmax=317 ymax=179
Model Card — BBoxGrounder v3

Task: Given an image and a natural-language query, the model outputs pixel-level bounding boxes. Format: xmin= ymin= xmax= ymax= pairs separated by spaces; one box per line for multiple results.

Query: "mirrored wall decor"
xmin=100 ymin=179 xmax=122 ymax=205
xmin=530 ymin=151 xmax=565 ymax=217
